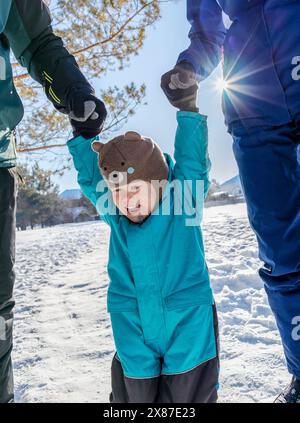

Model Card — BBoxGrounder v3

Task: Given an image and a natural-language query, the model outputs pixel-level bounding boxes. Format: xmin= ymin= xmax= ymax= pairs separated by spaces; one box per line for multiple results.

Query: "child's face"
xmin=110 ymin=180 xmax=158 ymax=223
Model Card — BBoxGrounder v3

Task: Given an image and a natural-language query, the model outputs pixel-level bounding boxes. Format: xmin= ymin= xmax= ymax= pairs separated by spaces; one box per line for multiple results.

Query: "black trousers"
xmin=109 ymin=305 xmax=220 ymax=403
xmin=0 ymin=168 xmax=16 ymax=403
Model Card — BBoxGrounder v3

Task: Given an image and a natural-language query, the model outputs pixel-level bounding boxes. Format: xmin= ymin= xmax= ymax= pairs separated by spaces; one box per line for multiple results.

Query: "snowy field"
xmin=13 ymin=203 xmax=290 ymax=403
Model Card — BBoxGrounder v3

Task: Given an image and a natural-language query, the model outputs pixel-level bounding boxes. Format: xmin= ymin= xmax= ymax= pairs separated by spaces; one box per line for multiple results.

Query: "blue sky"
xmin=54 ymin=0 xmax=237 ymax=192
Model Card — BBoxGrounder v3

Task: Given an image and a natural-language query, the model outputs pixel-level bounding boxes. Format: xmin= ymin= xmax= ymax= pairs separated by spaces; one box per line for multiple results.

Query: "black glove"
xmin=161 ymin=62 xmax=199 ymax=112
xmin=66 ymin=85 xmax=107 ymax=139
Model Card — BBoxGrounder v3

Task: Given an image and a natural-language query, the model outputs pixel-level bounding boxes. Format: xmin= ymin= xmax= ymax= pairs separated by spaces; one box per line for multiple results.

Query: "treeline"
xmin=15 ymin=165 xmax=237 ymax=230
xmin=16 ymin=164 xmax=96 ymax=231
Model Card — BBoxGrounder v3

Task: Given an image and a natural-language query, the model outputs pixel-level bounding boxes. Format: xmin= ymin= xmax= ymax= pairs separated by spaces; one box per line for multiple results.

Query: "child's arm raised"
xmin=67 ymin=135 xmax=113 ymax=225
xmin=161 ymin=28 xmax=212 ymax=222
xmin=173 ymin=110 xmax=211 ymax=200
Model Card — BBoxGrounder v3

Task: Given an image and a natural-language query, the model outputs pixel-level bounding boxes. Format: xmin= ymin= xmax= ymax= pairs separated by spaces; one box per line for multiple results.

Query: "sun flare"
xmin=215 ymin=78 xmax=229 ymax=92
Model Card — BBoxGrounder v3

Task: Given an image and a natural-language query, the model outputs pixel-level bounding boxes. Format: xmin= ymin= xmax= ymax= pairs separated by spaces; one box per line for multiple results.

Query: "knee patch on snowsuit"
xmin=109 ymin=303 xmax=218 ymax=378
xmin=109 ymin=305 xmax=219 ymax=403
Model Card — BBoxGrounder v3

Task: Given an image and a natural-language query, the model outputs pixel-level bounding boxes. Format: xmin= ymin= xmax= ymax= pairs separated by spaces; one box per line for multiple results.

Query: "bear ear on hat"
xmin=91 ymin=141 xmax=105 ymax=153
xmin=124 ymin=131 xmax=142 ymax=142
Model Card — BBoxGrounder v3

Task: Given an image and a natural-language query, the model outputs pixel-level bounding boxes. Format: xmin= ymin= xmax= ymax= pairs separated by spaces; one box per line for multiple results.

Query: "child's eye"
xmin=130 ymin=186 xmax=140 ymax=192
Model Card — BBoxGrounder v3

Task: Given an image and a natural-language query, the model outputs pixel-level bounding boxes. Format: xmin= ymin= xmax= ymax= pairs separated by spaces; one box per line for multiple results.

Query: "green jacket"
xmin=0 ymin=0 xmax=90 ymax=168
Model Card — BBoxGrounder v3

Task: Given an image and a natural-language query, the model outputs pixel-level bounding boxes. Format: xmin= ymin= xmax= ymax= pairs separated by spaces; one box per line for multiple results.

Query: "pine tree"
xmin=16 ymin=164 xmax=65 ymax=229
xmin=13 ymin=0 xmax=173 ymax=165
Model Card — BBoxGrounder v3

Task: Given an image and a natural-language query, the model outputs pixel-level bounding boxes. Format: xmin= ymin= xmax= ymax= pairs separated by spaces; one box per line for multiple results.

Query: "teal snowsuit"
xmin=68 ymin=111 xmax=219 ymax=396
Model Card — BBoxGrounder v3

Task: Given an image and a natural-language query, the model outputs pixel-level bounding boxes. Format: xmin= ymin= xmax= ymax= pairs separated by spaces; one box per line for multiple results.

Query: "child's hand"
xmin=161 ymin=62 xmax=199 ymax=112
xmin=66 ymin=85 xmax=107 ymax=139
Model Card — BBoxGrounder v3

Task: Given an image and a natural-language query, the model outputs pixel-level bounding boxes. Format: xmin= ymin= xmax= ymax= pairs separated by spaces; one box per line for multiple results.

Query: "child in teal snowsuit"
xmin=67 ymin=80 xmax=219 ymax=403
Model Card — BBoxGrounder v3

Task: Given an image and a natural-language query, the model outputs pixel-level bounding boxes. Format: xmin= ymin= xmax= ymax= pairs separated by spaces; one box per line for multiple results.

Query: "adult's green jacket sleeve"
xmin=3 ymin=0 xmax=91 ymax=111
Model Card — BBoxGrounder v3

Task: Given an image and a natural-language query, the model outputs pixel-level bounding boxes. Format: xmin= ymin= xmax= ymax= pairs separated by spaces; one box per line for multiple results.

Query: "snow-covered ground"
xmin=13 ymin=203 xmax=290 ymax=403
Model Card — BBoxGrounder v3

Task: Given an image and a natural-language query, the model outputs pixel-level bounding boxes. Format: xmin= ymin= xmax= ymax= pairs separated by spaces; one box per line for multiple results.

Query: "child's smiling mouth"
xmin=127 ymin=204 xmax=141 ymax=215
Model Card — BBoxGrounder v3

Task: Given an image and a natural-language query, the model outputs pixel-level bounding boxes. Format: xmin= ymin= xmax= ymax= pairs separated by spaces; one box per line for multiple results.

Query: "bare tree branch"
xmin=14 ymin=0 xmax=169 ymax=158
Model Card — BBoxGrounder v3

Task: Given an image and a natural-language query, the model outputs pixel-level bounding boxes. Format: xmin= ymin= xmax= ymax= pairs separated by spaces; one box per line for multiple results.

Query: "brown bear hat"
xmin=91 ymin=131 xmax=169 ymax=189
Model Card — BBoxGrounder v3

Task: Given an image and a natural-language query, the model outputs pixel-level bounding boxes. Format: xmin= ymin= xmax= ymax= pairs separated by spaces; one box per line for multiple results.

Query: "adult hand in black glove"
xmin=66 ymin=85 xmax=107 ymax=139
xmin=161 ymin=62 xmax=199 ymax=112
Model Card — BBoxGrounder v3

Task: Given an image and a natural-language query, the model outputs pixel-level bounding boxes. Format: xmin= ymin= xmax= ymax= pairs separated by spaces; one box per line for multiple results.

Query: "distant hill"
xmin=220 ymin=175 xmax=243 ymax=197
xmin=60 ymin=189 xmax=82 ymax=201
